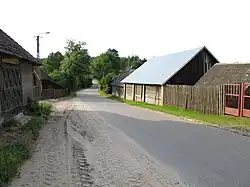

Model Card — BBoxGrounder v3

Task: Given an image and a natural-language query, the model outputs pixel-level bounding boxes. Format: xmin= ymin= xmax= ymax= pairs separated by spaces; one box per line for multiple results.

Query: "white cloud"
xmin=1 ymin=0 xmax=250 ymax=62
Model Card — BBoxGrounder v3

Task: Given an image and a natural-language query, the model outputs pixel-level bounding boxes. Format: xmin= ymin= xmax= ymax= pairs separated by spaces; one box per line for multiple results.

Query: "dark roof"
xmin=35 ymin=67 xmax=65 ymax=89
xmin=0 ymin=29 xmax=39 ymax=65
xmin=111 ymin=69 xmax=135 ymax=86
xmin=121 ymin=46 xmax=218 ymax=85
xmin=195 ymin=63 xmax=250 ymax=85
xmin=40 ymin=69 xmax=52 ymax=81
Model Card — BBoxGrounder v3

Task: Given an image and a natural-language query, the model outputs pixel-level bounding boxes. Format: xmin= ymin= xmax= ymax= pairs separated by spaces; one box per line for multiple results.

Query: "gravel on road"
xmin=10 ymin=98 xmax=182 ymax=187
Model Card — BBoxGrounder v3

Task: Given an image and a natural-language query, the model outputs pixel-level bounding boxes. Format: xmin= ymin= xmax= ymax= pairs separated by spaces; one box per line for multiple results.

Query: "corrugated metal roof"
xmin=121 ymin=46 xmax=204 ymax=85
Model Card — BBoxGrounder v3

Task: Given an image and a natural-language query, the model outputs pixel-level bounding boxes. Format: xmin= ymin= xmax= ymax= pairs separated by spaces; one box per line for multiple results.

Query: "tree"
xmin=41 ymin=51 xmax=64 ymax=76
xmin=60 ymin=40 xmax=92 ymax=91
xmin=90 ymin=49 xmax=121 ymax=81
xmin=120 ymin=56 xmax=147 ymax=70
xmin=99 ymin=72 xmax=116 ymax=93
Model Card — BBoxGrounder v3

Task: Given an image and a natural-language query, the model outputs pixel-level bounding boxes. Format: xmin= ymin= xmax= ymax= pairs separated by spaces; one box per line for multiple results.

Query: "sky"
xmin=1 ymin=0 xmax=250 ymax=62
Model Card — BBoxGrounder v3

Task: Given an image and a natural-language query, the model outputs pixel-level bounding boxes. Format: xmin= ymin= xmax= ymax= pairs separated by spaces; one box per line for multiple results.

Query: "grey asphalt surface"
xmin=78 ymin=89 xmax=250 ymax=187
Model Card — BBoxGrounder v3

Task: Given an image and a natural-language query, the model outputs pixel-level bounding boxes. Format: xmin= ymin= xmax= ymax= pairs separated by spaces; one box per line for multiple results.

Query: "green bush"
xmin=20 ymin=117 xmax=43 ymax=139
xmin=99 ymin=72 xmax=115 ymax=93
xmin=0 ymin=141 xmax=29 ymax=186
xmin=27 ymin=98 xmax=53 ymax=119
xmin=0 ymin=117 xmax=43 ymax=186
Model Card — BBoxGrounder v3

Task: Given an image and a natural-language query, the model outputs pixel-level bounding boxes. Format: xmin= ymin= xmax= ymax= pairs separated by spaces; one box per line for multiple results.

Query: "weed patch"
xmin=0 ymin=117 xmax=43 ymax=186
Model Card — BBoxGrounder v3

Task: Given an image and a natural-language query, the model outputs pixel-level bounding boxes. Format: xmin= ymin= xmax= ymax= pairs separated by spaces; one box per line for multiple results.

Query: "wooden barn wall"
xmin=125 ymin=84 xmax=133 ymax=100
xmin=135 ymin=84 xmax=143 ymax=102
xmin=112 ymin=85 xmax=124 ymax=97
xmin=42 ymin=80 xmax=63 ymax=89
xmin=167 ymin=50 xmax=218 ymax=85
xmin=20 ymin=63 xmax=33 ymax=106
xmin=164 ymin=84 xmax=225 ymax=115
xmin=42 ymin=88 xmax=67 ymax=99
xmin=145 ymin=85 xmax=162 ymax=105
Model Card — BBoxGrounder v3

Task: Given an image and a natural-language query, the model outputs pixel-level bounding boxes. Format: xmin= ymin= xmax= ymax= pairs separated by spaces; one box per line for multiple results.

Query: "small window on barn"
xmin=135 ymin=85 xmax=142 ymax=96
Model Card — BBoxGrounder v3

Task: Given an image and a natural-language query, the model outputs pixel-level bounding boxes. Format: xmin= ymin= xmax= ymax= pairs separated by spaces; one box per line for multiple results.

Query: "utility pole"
xmin=36 ymin=35 xmax=40 ymax=59
xmin=34 ymin=32 xmax=50 ymax=59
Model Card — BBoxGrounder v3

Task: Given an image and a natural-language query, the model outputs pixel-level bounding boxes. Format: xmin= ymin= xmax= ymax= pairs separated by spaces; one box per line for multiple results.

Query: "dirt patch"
xmin=10 ymin=98 xmax=182 ymax=187
xmin=67 ymin=99 xmax=183 ymax=187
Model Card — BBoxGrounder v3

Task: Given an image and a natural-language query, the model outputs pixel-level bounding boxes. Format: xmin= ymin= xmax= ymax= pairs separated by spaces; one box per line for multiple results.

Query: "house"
xmin=0 ymin=29 xmax=40 ymax=117
xmin=195 ymin=63 xmax=250 ymax=85
xmin=33 ymin=67 xmax=67 ymax=99
xmin=121 ymin=46 xmax=220 ymax=105
xmin=110 ymin=69 xmax=135 ymax=97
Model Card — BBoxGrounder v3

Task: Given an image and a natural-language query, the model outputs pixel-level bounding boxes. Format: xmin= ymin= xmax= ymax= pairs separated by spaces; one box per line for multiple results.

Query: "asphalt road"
xmin=78 ymin=89 xmax=250 ymax=187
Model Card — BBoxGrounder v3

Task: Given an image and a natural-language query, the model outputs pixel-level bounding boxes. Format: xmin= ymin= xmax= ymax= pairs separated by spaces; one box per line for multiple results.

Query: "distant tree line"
xmin=41 ymin=40 xmax=146 ymax=93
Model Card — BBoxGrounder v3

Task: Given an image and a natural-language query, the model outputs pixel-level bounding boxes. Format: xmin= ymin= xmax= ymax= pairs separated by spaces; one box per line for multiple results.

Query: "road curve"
xmin=78 ymin=88 xmax=250 ymax=187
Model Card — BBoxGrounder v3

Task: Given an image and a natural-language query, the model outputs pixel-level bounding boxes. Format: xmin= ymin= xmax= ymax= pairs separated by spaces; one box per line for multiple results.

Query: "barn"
xmin=33 ymin=67 xmax=67 ymax=99
xmin=0 ymin=29 xmax=40 ymax=119
xmin=110 ymin=69 xmax=135 ymax=97
xmin=196 ymin=63 xmax=250 ymax=85
xmin=121 ymin=46 xmax=220 ymax=105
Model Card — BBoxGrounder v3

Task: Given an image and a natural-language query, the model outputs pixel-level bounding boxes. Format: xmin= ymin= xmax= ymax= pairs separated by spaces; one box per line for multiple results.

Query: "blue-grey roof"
xmin=121 ymin=46 xmax=204 ymax=85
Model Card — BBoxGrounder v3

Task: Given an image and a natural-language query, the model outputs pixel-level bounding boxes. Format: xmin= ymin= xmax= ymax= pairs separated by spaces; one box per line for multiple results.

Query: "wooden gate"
xmin=242 ymin=83 xmax=250 ymax=117
xmin=0 ymin=63 xmax=22 ymax=114
xmin=224 ymin=84 xmax=241 ymax=116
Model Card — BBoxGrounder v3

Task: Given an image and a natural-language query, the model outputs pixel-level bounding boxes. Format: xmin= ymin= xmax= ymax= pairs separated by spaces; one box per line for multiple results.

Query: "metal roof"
xmin=121 ymin=46 xmax=204 ymax=85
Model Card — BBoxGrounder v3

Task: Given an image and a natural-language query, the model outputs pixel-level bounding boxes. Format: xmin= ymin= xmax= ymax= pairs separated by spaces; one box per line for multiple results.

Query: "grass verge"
xmin=0 ymin=117 xmax=43 ymax=186
xmin=99 ymin=90 xmax=250 ymax=133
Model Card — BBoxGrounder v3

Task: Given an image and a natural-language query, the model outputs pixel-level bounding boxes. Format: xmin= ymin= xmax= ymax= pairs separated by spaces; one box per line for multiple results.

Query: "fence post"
xmin=160 ymin=85 xmax=164 ymax=106
xmin=123 ymin=84 xmax=126 ymax=99
xmin=142 ymin=85 xmax=146 ymax=102
xmin=240 ymin=82 xmax=245 ymax=117
xmin=132 ymin=84 xmax=135 ymax=101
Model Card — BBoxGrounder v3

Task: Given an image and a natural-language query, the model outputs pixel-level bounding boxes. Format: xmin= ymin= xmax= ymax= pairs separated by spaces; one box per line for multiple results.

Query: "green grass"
xmin=0 ymin=141 xmax=29 ymax=186
xmin=0 ymin=117 xmax=44 ymax=186
xmin=99 ymin=90 xmax=250 ymax=132
xmin=27 ymin=99 xmax=53 ymax=119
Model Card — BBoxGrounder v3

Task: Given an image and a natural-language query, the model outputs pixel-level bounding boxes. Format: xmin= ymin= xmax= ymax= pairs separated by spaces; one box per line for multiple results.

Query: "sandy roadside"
xmin=10 ymin=98 xmax=182 ymax=187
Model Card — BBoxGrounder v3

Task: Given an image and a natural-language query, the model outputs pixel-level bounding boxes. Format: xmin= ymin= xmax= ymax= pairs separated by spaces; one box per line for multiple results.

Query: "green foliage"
xmin=20 ymin=117 xmax=43 ymax=140
xmin=120 ymin=56 xmax=147 ymax=70
xmin=41 ymin=40 xmax=93 ymax=92
xmin=27 ymin=98 xmax=52 ymax=119
xmin=60 ymin=40 xmax=92 ymax=91
xmin=41 ymin=51 xmax=64 ymax=78
xmin=0 ymin=141 xmax=29 ymax=186
xmin=0 ymin=117 xmax=43 ymax=186
xmin=99 ymin=72 xmax=116 ymax=93
xmin=90 ymin=49 xmax=120 ymax=80
xmin=41 ymin=40 xmax=146 ymax=91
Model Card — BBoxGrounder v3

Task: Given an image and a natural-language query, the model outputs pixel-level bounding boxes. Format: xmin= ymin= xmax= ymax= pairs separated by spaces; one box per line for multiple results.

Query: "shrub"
xmin=20 ymin=117 xmax=43 ymax=139
xmin=0 ymin=116 xmax=43 ymax=186
xmin=0 ymin=141 xmax=29 ymax=186
xmin=99 ymin=73 xmax=115 ymax=94
xmin=27 ymin=98 xmax=53 ymax=119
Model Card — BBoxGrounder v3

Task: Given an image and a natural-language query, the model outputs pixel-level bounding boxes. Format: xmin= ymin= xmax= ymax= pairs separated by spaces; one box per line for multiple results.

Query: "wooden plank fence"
xmin=164 ymin=85 xmax=225 ymax=115
xmin=42 ymin=89 xmax=67 ymax=100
